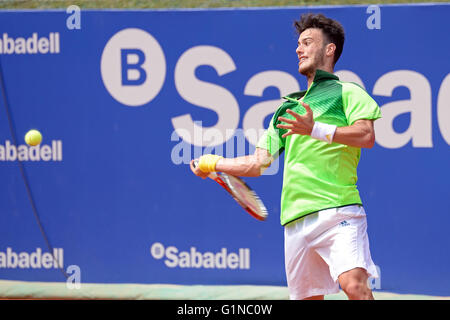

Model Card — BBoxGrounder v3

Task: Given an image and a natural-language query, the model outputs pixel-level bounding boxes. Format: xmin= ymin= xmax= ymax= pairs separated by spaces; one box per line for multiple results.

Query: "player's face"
xmin=296 ymin=28 xmax=327 ymax=75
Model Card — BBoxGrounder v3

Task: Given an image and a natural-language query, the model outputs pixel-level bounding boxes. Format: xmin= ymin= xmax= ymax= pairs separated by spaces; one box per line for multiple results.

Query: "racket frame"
xmin=193 ymin=160 xmax=268 ymax=221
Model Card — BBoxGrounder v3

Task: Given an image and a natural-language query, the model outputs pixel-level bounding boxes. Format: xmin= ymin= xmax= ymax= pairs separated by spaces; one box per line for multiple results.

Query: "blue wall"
xmin=0 ymin=4 xmax=449 ymax=296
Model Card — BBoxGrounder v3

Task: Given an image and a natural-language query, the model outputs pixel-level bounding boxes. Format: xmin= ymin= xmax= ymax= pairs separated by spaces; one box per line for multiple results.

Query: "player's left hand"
xmin=276 ymin=101 xmax=315 ymax=138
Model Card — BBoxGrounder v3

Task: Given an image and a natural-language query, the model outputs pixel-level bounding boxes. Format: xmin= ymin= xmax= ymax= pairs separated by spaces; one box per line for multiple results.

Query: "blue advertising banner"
xmin=0 ymin=4 xmax=449 ymax=296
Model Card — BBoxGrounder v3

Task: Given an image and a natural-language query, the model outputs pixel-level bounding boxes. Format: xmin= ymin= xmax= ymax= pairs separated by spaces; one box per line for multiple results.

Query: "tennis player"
xmin=190 ymin=13 xmax=381 ymax=300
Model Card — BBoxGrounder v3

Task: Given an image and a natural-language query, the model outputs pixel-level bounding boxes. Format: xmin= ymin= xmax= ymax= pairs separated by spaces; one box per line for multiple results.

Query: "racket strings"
xmin=221 ymin=174 xmax=268 ymax=220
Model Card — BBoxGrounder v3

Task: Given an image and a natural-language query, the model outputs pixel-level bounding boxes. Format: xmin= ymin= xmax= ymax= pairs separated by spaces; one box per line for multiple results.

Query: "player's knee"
xmin=342 ymin=281 xmax=371 ymax=300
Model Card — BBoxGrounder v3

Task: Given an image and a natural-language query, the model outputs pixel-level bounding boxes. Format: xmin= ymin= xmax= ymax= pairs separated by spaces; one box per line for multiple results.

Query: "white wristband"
xmin=310 ymin=122 xmax=337 ymax=144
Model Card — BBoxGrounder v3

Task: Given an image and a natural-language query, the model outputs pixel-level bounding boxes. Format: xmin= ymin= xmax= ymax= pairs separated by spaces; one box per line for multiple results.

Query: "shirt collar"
xmin=313 ymin=69 xmax=339 ymax=82
xmin=283 ymin=69 xmax=339 ymax=100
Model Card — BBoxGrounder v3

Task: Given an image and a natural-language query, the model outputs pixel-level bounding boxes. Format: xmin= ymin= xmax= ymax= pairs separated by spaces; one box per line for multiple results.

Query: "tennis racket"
xmin=193 ymin=160 xmax=268 ymax=221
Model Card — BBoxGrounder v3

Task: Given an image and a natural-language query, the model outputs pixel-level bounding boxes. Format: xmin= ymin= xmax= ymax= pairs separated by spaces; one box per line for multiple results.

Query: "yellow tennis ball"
xmin=25 ymin=129 xmax=42 ymax=146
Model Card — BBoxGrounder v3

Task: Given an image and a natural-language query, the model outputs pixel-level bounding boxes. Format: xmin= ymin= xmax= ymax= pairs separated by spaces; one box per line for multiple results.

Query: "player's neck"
xmin=306 ymin=66 xmax=334 ymax=88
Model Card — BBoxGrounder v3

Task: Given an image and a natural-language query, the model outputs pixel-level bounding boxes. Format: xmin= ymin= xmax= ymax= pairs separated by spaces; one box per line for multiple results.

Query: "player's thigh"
xmin=314 ymin=206 xmax=377 ymax=282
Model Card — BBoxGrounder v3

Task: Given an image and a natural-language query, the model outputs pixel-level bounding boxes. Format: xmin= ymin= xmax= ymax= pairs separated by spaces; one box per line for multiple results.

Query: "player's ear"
xmin=325 ymin=43 xmax=336 ymax=58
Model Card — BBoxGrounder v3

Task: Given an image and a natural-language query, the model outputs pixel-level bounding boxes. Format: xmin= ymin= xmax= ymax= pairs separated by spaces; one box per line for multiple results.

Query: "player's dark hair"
xmin=294 ymin=13 xmax=345 ymax=65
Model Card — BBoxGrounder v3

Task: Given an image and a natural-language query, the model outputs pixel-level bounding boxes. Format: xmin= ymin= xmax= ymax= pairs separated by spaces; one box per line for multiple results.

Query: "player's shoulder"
xmin=337 ymin=80 xmax=380 ymax=110
xmin=338 ymin=80 xmax=374 ymax=100
xmin=338 ymin=80 xmax=367 ymax=92
xmin=338 ymin=80 xmax=368 ymax=94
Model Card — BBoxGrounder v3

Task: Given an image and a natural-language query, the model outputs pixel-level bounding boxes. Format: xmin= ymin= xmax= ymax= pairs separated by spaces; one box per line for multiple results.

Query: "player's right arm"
xmin=190 ymin=114 xmax=283 ymax=178
xmin=215 ymin=148 xmax=273 ymax=177
xmin=189 ymin=147 xmax=273 ymax=178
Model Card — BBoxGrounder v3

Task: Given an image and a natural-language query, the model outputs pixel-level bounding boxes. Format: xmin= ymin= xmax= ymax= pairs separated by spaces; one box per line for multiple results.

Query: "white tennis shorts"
xmin=284 ymin=204 xmax=379 ymax=300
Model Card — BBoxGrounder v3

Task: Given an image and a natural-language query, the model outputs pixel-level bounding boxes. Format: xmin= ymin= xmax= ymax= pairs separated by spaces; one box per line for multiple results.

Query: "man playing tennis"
xmin=190 ymin=13 xmax=380 ymax=300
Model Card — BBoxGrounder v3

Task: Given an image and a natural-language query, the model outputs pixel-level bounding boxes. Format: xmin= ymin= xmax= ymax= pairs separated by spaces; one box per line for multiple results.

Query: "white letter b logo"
xmin=101 ymin=28 xmax=166 ymax=106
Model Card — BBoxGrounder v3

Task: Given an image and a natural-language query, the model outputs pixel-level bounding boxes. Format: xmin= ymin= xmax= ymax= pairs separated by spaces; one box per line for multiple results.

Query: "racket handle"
xmin=192 ymin=159 xmax=217 ymax=179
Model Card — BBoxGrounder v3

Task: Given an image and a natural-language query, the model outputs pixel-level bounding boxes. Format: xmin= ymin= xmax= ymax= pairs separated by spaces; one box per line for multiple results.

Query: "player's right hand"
xmin=190 ymin=159 xmax=210 ymax=179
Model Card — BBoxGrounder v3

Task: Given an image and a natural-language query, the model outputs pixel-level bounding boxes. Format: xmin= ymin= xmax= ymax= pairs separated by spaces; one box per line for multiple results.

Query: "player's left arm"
xmin=332 ymin=119 xmax=375 ymax=149
xmin=276 ymin=101 xmax=376 ymax=149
